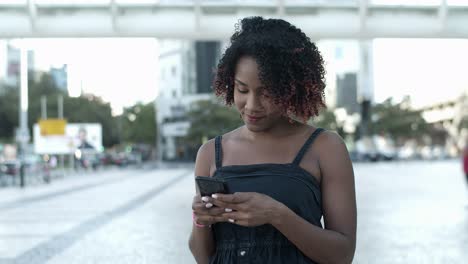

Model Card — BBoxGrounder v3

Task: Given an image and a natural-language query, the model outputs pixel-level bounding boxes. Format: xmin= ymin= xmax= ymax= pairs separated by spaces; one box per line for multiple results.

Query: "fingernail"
xmin=212 ymin=194 xmax=218 ymax=199
xmin=228 ymin=219 xmax=235 ymax=223
xmin=201 ymin=197 xmax=209 ymax=202
xmin=225 ymin=208 xmax=232 ymax=212
xmin=205 ymin=203 xmax=213 ymax=208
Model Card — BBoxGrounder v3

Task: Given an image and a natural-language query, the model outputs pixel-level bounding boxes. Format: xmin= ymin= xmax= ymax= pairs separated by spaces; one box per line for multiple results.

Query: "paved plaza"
xmin=0 ymin=160 xmax=467 ymax=263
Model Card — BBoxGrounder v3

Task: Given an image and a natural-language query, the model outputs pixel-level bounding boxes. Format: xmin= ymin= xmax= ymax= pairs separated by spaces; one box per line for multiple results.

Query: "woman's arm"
xmin=272 ymin=131 xmax=357 ymax=263
xmin=188 ymin=141 xmax=216 ymax=264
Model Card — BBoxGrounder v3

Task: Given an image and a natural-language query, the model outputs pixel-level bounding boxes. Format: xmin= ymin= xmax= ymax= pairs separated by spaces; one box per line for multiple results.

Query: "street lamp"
xmin=18 ymin=41 xmax=29 ymax=188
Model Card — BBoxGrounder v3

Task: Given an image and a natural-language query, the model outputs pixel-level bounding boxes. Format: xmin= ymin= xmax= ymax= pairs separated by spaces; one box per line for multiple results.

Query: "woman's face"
xmin=233 ymin=56 xmax=284 ymax=132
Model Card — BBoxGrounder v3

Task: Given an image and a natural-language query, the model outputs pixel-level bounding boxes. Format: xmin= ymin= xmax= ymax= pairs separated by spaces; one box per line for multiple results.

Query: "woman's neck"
xmin=241 ymin=120 xmax=311 ymax=142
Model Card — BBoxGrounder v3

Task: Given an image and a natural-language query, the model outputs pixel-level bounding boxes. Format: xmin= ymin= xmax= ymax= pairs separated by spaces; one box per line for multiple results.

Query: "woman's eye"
xmin=237 ymin=89 xmax=248 ymax=94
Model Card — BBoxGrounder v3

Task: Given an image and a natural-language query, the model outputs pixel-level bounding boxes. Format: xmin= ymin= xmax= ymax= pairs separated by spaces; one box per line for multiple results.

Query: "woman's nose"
xmin=245 ymin=94 xmax=262 ymax=111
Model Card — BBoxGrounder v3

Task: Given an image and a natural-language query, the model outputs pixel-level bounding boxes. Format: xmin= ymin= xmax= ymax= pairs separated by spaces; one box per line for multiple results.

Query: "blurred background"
xmin=0 ymin=0 xmax=467 ymax=263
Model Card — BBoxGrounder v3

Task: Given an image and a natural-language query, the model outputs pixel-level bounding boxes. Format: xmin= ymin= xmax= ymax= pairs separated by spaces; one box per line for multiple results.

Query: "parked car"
xmin=0 ymin=160 xmax=20 ymax=176
xmin=111 ymin=152 xmax=129 ymax=167
xmin=354 ymin=135 xmax=397 ymax=162
xmin=98 ymin=153 xmax=113 ymax=166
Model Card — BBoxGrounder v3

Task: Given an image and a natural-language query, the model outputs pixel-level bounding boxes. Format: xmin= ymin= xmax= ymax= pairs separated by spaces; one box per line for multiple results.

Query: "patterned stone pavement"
xmin=0 ymin=160 xmax=466 ymax=264
xmin=354 ymin=159 xmax=468 ymax=264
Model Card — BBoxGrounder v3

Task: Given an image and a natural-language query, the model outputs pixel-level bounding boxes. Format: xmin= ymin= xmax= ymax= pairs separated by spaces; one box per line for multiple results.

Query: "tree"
xmin=185 ymin=100 xmax=243 ymax=148
xmin=120 ymin=102 xmax=156 ymax=145
xmin=27 ymin=74 xmax=118 ymax=147
xmin=368 ymin=98 xmax=431 ymax=143
xmin=63 ymin=95 xmax=118 ymax=147
xmin=0 ymin=73 xmax=60 ymax=141
xmin=459 ymin=116 xmax=468 ymax=131
xmin=309 ymin=108 xmax=344 ymax=137
xmin=0 ymin=72 xmax=119 ymax=147
xmin=0 ymin=87 xmax=19 ymax=140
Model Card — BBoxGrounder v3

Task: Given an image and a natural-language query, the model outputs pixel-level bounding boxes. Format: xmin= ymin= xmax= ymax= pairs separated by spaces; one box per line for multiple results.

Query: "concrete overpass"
xmin=0 ymin=0 xmax=467 ymax=39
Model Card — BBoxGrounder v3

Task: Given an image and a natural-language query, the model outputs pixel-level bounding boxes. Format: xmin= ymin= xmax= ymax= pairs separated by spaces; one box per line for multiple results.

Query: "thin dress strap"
xmin=215 ymin=136 xmax=223 ymax=169
xmin=292 ymin=128 xmax=325 ymax=165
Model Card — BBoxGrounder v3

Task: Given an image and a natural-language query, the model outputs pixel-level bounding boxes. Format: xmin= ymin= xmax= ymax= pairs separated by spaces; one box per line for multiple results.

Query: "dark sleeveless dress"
xmin=209 ymin=128 xmax=325 ymax=264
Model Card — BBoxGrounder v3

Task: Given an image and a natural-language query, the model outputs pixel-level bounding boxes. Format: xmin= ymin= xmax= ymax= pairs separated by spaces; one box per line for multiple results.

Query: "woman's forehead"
xmin=234 ymin=57 xmax=263 ymax=87
xmin=235 ymin=56 xmax=259 ymax=73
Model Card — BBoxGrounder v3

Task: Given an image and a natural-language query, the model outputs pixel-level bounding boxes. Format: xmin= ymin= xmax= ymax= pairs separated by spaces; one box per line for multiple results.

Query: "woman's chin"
xmin=245 ymin=123 xmax=267 ymax=132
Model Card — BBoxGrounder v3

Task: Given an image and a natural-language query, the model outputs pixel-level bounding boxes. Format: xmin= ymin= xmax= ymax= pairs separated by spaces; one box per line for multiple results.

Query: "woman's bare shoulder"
xmin=197 ymin=139 xmax=215 ymax=160
xmin=220 ymin=126 xmax=245 ymax=144
xmin=315 ymin=129 xmax=346 ymax=151
xmin=195 ymin=139 xmax=216 ymax=177
xmin=313 ymin=130 xmax=353 ymax=175
xmin=195 ymin=126 xmax=244 ymax=176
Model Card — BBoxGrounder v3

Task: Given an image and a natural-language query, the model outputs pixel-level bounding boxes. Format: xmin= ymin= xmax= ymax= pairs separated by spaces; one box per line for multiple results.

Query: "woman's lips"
xmin=246 ymin=114 xmax=264 ymax=123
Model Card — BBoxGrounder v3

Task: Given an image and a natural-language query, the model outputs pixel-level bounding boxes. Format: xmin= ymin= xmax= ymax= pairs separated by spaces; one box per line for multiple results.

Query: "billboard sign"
xmin=33 ymin=123 xmax=102 ymax=154
xmin=39 ymin=119 xmax=67 ymax=136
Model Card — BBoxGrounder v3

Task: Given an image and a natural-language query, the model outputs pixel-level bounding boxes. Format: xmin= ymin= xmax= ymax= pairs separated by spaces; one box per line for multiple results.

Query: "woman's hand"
xmin=210 ymin=192 xmax=284 ymax=227
xmin=192 ymin=195 xmax=228 ymax=227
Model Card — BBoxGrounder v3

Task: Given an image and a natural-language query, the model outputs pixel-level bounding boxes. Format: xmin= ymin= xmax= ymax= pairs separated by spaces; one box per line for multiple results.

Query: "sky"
xmin=3 ymin=38 xmax=159 ymax=116
xmin=372 ymin=38 xmax=468 ymax=108
xmin=318 ymin=38 xmax=468 ymax=108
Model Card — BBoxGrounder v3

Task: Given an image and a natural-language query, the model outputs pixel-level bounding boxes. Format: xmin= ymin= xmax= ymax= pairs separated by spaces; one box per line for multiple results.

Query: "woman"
xmin=189 ymin=16 xmax=357 ymax=264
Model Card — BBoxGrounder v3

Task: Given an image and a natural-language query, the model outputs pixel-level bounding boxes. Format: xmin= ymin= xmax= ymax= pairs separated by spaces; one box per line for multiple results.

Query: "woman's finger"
xmin=228 ymin=219 xmax=249 ymax=227
xmin=193 ymin=206 xmax=227 ymax=216
xmin=210 ymin=199 xmax=242 ymax=211
xmin=200 ymin=207 xmax=226 ymax=216
xmin=222 ymin=211 xmax=245 ymax=220
xmin=192 ymin=202 xmax=214 ymax=211
xmin=222 ymin=211 xmax=252 ymax=225
xmin=212 ymin=192 xmax=249 ymax=204
xmin=197 ymin=214 xmax=227 ymax=224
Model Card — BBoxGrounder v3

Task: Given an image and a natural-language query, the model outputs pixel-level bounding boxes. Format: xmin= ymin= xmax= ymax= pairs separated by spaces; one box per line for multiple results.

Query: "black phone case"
xmin=195 ymin=176 xmax=227 ymax=196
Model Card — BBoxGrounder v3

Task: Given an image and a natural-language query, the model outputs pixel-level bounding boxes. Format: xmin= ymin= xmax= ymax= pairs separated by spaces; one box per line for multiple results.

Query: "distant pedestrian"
xmin=463 ymin=143 xmax=468 ymax=186
xmin=50 ymin=155 xmax=57 ymax=169
xmin=189 ymin=17 xmax=356 ymax=264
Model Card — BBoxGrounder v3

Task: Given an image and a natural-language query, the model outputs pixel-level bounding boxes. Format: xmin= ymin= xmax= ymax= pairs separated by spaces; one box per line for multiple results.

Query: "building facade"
xmin=419 ymin=93 xmax=468 ymax=155
xmin=3 ymin=43 xmax=35 ymax=87
xmin=156 ymin=40 xmax=222 ymax=161
xmin=50 ymin=65 xmax=68 ymax=93
xmin=336 ymin=72 xmax=359 ymax=115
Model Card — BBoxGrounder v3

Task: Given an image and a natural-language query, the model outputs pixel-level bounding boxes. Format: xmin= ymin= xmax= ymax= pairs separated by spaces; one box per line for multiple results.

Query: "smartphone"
xmin=195 ymin=176 xmax=228 ymax=197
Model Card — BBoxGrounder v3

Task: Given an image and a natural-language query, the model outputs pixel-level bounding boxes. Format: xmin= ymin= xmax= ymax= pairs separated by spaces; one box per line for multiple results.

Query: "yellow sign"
xmin=39 ymin=119 xmax=67 ymax=136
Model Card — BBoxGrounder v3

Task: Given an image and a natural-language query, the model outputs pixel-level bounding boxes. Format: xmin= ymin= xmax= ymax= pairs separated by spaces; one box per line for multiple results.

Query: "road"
xmin=0 ymin=160 xmax=466 ymax=264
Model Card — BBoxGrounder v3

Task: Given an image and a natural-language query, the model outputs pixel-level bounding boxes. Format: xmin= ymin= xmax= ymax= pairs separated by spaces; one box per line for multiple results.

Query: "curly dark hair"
xmin=213 ymin=16 xmax=327 ymax=122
